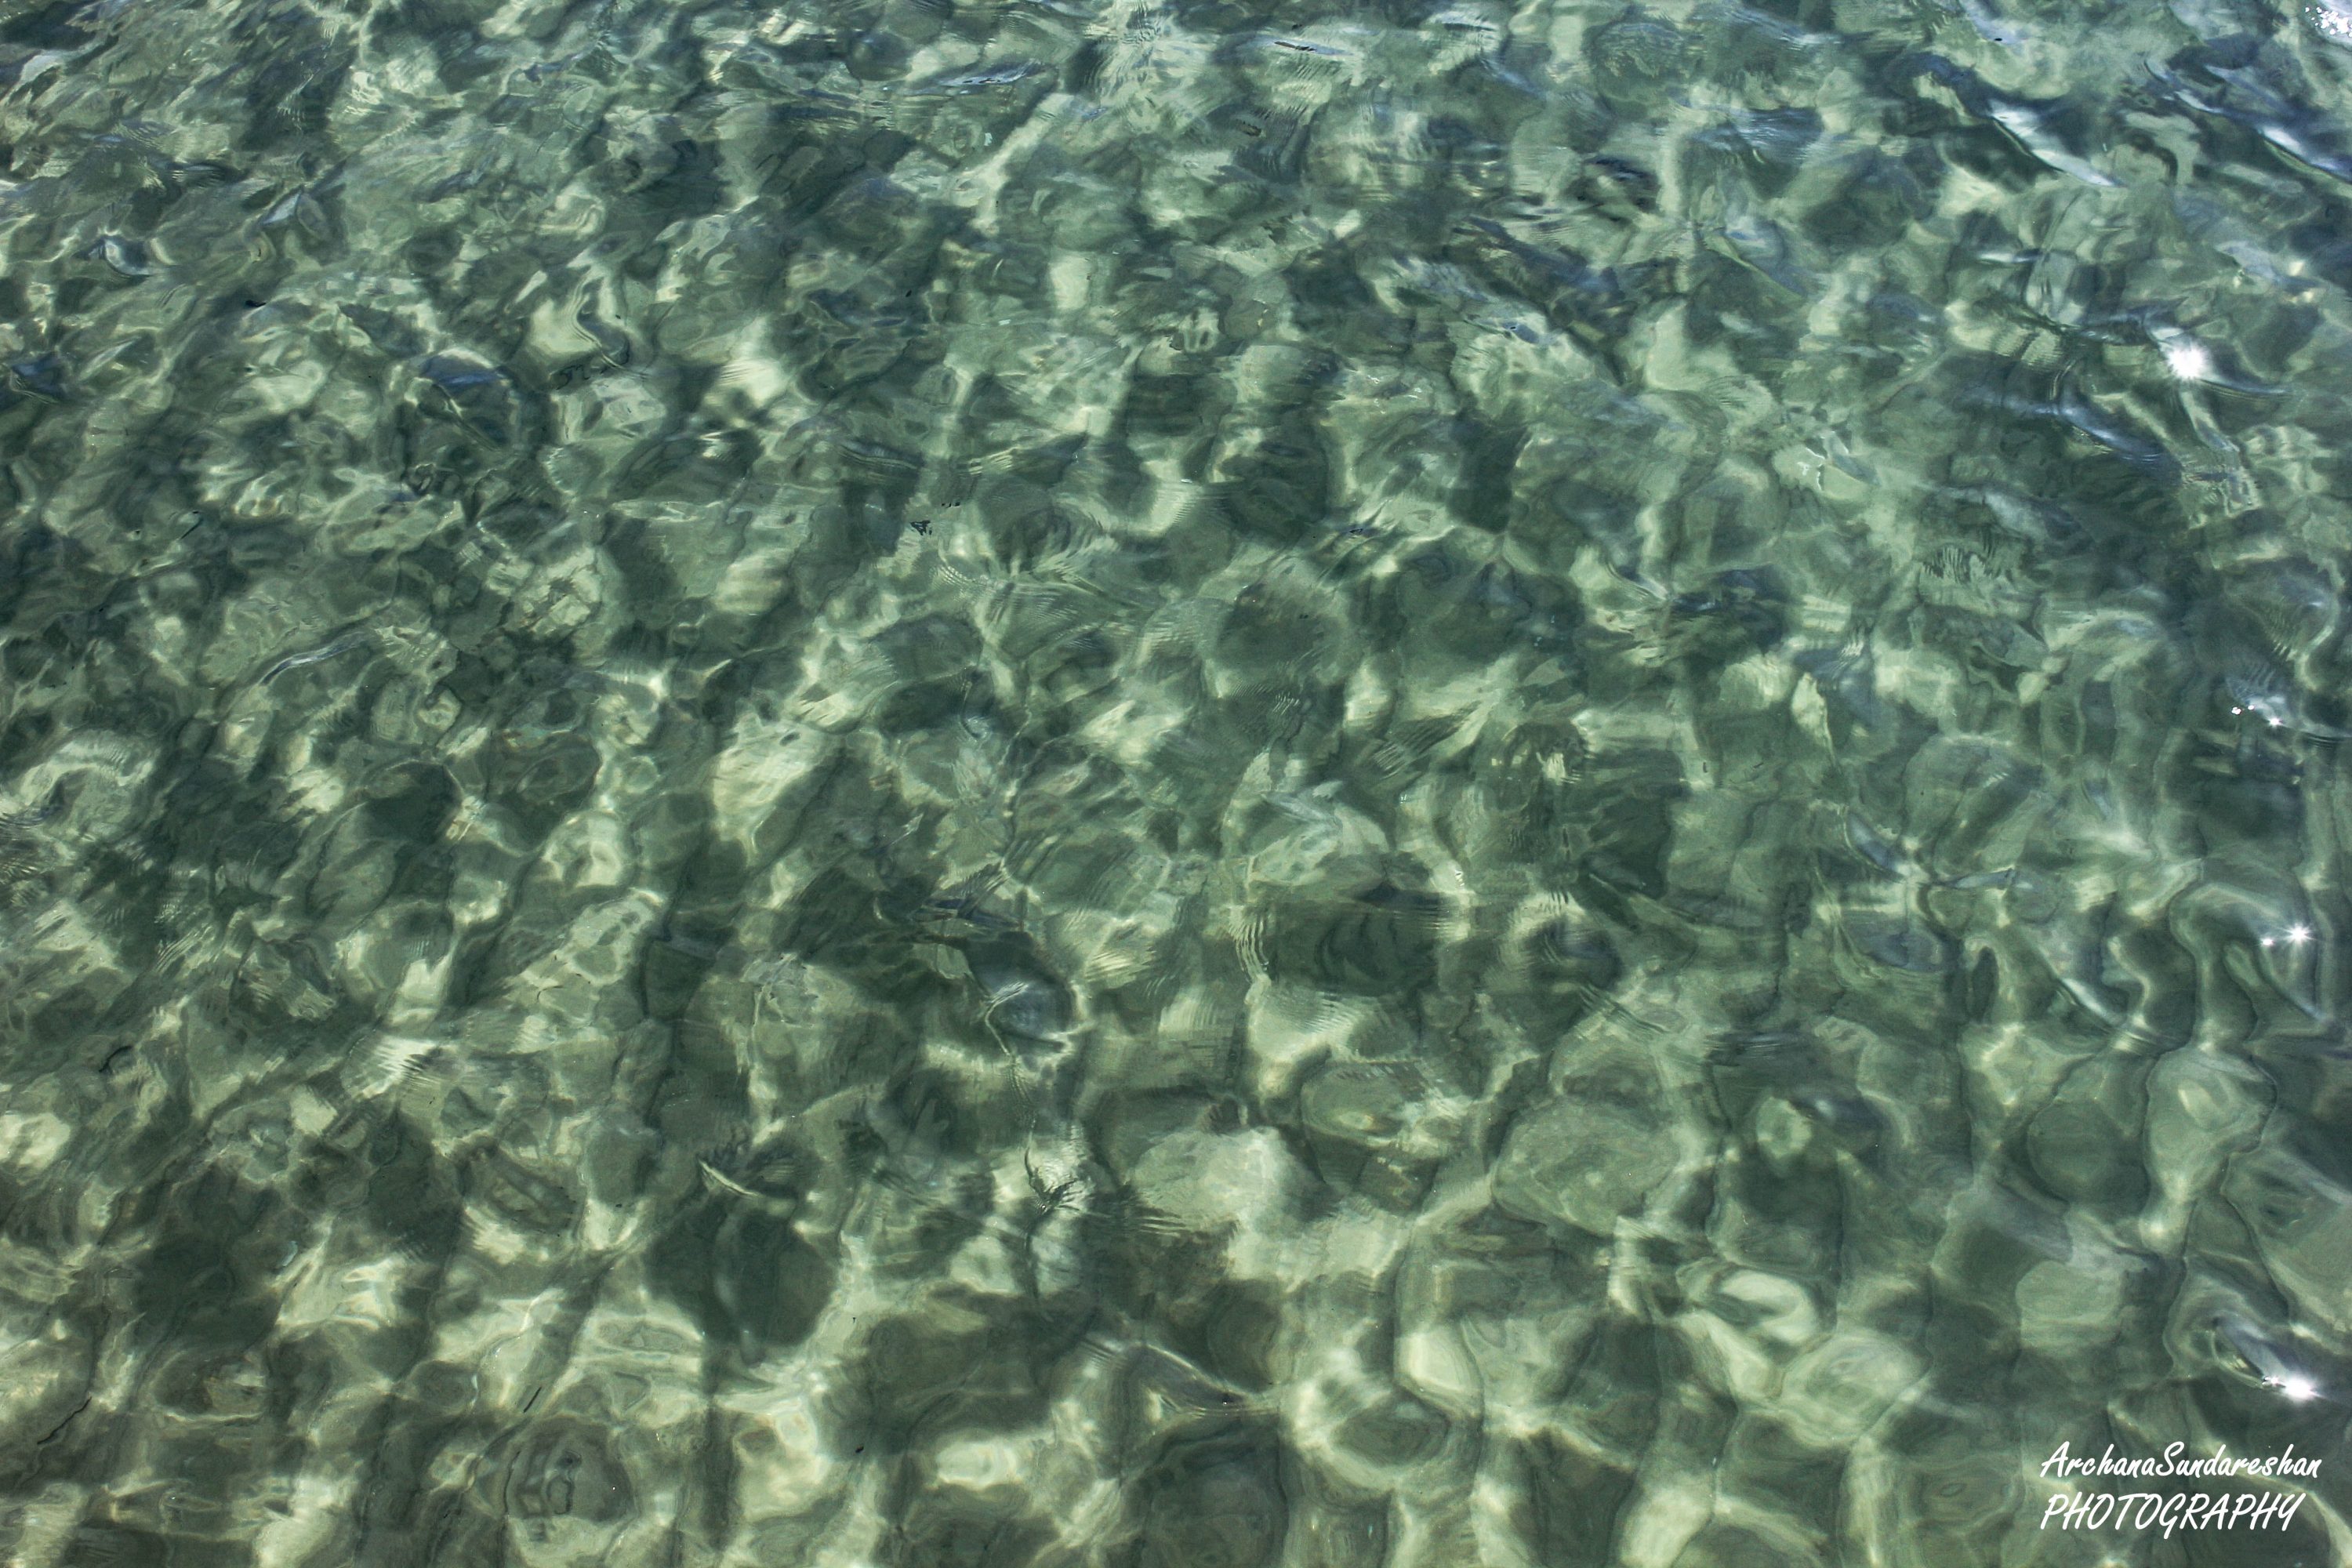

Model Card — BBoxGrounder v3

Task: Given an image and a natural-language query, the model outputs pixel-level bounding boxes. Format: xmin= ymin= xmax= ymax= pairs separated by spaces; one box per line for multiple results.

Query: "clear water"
xmin=2 ymin=0 xmax=2350 ymax=1560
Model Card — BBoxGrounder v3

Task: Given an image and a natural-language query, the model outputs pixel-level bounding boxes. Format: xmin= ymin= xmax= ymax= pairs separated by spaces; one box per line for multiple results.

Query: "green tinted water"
xmin=2 ymin=0 xmax=2350 ymax=1562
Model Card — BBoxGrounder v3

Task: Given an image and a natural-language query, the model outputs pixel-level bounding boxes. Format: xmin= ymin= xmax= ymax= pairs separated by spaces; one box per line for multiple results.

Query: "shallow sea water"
xmin=4 ymin=0 xmax=2352 ymax=1561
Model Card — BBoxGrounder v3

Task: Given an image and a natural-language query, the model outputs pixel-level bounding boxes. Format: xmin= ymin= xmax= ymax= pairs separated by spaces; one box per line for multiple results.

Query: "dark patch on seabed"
xmin=3 ymin=0 xmax=2352 ymax=1562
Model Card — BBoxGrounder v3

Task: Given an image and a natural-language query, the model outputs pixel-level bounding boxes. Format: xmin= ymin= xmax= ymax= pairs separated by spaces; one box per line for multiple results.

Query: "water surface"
xmin=2 ymin=0 xmax=2351 ymax=1562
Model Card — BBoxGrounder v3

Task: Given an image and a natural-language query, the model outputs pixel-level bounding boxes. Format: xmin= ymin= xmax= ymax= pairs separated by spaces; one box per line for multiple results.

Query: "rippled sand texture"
xmin=6 ymin=0 xmax=2352 ymax=1561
